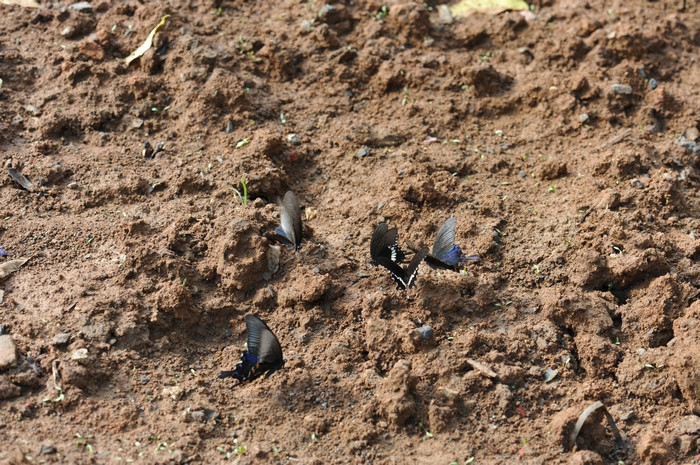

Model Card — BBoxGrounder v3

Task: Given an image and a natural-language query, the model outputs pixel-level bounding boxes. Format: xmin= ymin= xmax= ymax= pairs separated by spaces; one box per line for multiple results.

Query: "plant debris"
xmin=0 ymin=258 xmax=29 ymax=279
xmin=125 ymin=14 xmax=171 ymax=66
xmin=570 ymin=401 xmax=622 ymax=450
xmin=8 ymin=168 xmax=35 ymax=191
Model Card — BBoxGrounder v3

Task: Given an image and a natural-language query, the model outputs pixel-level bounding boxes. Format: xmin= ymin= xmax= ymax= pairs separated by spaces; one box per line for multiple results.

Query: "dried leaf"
xmin=467 ymin=358 xmax=498 ymax=379
xmin=1 ymin=0 xmax=40 ymax=8
xmin=0 ymin=258 xmax=29 ymax=279
xmin=569 ymin=401 xmax=622 ymax=450
xmin=8 ymin=168 xmax=35 ymax=191
xmin=450 ymin=0 xmax=529 ymax=17
xmin=124 ymin=14 xmax=170 ymax=66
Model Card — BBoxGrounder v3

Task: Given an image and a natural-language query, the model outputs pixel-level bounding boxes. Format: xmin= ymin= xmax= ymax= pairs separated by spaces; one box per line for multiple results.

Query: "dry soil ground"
xmin=1 ymin=0 xmax=700 ymax=463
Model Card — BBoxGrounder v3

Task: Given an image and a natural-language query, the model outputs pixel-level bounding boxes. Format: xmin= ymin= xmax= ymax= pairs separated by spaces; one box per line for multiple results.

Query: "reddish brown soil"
xmin=1 ymin=0 xmax=700 ymax=463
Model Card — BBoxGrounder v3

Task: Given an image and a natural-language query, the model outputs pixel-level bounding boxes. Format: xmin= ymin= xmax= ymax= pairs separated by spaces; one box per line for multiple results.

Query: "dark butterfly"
xmin=410 ymin=217 xmax=479 ymax=271
xmin=219 ymin=314 xmax=285 ymax=383
xmin=267 ymin=191 xmax=303 ymax=250
xmin=370 ymin=223 xmax=428 ymax=290
xmin=369 ymin=222 xmax=406 ymax=266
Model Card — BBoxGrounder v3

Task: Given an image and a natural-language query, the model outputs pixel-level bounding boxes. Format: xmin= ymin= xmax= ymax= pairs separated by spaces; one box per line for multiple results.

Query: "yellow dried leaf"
xmin=450 ymin=0 xmax=529 ymax=17
xmin=1 ymin=0 xmax=40 ymax=8
xmin=305 ymin=207 xmax=318 ymax=221
xmin=124 ymin=14 xmax=170 ymax=66
xmin=0 ymin=258 xmax=29 ymax=279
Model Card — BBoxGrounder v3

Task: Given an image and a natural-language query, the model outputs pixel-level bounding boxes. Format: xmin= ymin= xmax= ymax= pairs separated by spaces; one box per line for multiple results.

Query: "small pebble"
xmin=226 ymin=119 xmax=234 ymax=133
xmin=631 ymin=178 xmax=644 ymax=188
xmin=140 ymin=375 xmax=150 ymax=385
xmin=649 ymin=78 xmax=658 ymax=90
xmin=357 ymin=146 xmax=371 ymax=158
xmin=0 ymin=335 xmax=17 ymax=370
xmin=579 ymin=113 xmax=589 ymax=123
xmin=685 ymin=127 xmax=699 ymax=142
xmin=620 ymin=410 xmax=635 ymax=421
xmin=38 ymin=445 xmax=57 ymax=455
xmin=317 ymin=4 xmax=336 ymax=18
xmin=416 ymin=325 xmax=434 ymax=340
xmin=52 ymin=332 xmax=71 ymax=345
xmin=71 ymin=348 xmax=89 ymax=364
xmin=287 ymin=134 xmax=301 ymax=145
xmin=70 ymin=1 xmax=93 ymax=12
xmin=437 ymin=4 xmax=453 ymax=24
xmin=611 ymin=84 xmax=632 ymax=95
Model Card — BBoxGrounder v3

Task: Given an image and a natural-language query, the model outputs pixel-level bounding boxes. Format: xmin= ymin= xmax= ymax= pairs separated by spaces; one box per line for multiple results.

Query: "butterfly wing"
xmin=219 ymin=349 xmax=258 ymax=381
xmin=245 ymin=314 xmax=284 ymax=379
xmin=403 ymin=247 xmax=429 ymax=289
xmin=370 ymin=223 xmax=406 ymax=264
xmin=427 ymin=217 xmax=480 ymax=270
xmin=374 ymin=255 xmax=409 ymax=289
xmin=281 ymin=191 xmax=302 ymax=250
xmin=271 ymin=191 xmax=302 ymax=249
xmin=370 ymin=223 xmax=390 ymax=261
xmin=432 ymin=217 xmax=457 ymax=260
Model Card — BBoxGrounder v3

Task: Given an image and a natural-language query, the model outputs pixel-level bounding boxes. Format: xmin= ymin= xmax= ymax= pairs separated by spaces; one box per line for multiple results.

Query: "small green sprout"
xmin=401 ymin=87 xmax=409 ymax=106
xmin=76 ymin=433 xmax=94 ymax=454
xmin=548 ymin=185 xmax=557 ymax=193
xmin=236 ymin=137 xmax=251 ymax=148
xmin=419 ymin=422 xmax=433 ymax=439
xmin=280 ymin=113 xmax=287 ymax=124
xmin=532 ymin=264 xmax=541 ymax=275
xmin=232 ymin=175 xmax=249 ymax=206
xmin=376 ymin=5 xmax=388 ymax=21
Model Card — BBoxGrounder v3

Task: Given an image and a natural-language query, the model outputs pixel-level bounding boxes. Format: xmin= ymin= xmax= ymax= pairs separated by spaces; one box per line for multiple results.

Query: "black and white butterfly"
xmin=219 ymin=314 xmax=285 ymax=383
xmin=409 ymin=217 xmax=479 ymax=271
xmin=369 ymin=222 xmax=406 ymax=266
xmin=370 ymin=223 xmax=428 ymax=290
xmin=267 ymin=191 xmax=303 ymax=250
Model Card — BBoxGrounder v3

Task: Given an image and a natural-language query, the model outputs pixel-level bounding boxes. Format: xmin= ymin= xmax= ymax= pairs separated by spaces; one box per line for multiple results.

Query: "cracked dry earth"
xmin=1 ymin=0 xmax=700 ymax=463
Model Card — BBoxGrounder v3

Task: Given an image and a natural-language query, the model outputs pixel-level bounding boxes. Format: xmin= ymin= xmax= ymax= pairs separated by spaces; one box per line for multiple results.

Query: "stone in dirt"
xmin=0 ymin=335 xmax=17 ymax=370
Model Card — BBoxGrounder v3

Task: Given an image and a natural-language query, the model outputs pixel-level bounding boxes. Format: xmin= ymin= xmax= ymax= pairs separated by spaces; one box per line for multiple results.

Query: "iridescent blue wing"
xmin=426 ymin=217 xmax=479 ymax=271
xmin=219 ymin=350 xmax=258 ymax=381
xmin=432 ymin=217 xmax=458 ymax=260
xmin=219 ymin=315 xmax=285 ymax=383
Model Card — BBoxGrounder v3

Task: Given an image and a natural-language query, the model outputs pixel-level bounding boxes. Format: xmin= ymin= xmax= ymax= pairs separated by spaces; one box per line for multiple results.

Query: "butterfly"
xmin=369 ymin=222 xmax=406 ymax=266
xmin=267 ymin=191 xmax=303 ymax=250
xmin=409 ymin=217 xmax=479 ymax=271
xmin=219 ymin=314 xmax=285 ymax=383
xmin=370 ymin=223 xmax=428 ymax=290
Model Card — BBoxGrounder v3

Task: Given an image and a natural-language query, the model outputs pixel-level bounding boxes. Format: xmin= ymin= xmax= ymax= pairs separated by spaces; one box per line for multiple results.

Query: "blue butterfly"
xmin=219 ymin=315 xmax=285 ymax=383
xmin=412 ymin=217 xmax=479 ymax=271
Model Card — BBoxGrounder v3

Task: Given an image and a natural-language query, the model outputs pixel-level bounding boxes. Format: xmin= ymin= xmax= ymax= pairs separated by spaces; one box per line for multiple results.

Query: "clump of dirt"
xmin=1 ymin=0 xmax=700 ymax=463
